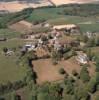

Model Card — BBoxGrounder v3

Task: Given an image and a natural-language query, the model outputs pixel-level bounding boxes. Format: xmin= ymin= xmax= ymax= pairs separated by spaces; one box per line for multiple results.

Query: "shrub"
xmin=80 ymin=66 xmax=90 ymax=82
xmin=87 ymin=79 xmax=96 ymax=93
xmin=72 ymin=70 xmax=78 ymax=76
xmin=59 ymin=68 xmax=66 ymax=75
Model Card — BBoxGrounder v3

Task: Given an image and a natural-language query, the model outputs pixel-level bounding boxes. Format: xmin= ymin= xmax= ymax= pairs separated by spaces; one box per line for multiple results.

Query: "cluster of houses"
xmin=19 ymin=24 xmax=89 ymax=64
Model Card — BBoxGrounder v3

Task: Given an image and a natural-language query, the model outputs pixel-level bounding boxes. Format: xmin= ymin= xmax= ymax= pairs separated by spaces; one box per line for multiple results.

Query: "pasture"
xmin=0 ymin=39 xmax=27 ymax=84
xmin=26 ymin=7 xmax=99 ymax=32
xmin=0 ymin=29 xmax=21 ymax=38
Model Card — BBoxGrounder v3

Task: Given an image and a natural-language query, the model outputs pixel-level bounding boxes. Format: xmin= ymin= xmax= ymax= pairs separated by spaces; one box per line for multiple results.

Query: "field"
xmin=0 ymin=0 xmax=96 ymax=13
xmin=0 ymin=29 xmax=21 ymax=38
xmin=26 ymin=7 xmax=64 ymax=22
xmin=0 ymin=1 xmax=52 ymax=12
xmin=89 ymin=47 xmax=99 ymax=56
xmin=0 ymin=39 xmax=27 ymax=84
xmin=32 ymin=58 xmax=95 ymax=84
xmin=8 ymin=20 xmax=33 ymax=33
xmin=0 ymin=54 xmax=27 ymax=84
xmin=26 ymin=7 xmax=99 ymax=32
xmin=50 ymin=0 xmax=95 ymax=5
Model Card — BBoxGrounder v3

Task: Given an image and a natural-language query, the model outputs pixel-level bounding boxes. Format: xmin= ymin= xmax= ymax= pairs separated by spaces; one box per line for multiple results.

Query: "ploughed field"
xmin=0 ymin=0 xmax=52 ymax=12
xmin=32 ymin=58 xmax=95 ymax=84
xmin=0 ymin=0 xmax=97 ymax=13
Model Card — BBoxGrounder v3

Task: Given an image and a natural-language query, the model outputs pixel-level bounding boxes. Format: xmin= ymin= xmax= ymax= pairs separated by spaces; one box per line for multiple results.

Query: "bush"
xmin=80 ymin=66 xmax=90 ymax=82
xmin=59 ymin=68 xmax=66 ymax=75
xmin=63 ymin=53 xmax=72 ymax=60
xmin=52 ymin=60 xmax=58 ymax=65
xmin=72 ymin=70 xmax=78 ymax=76
xmin=87 ymin=79 xmax=96 ymax=93
xmin=96 ymin=72 xmax=99 ymax=84
xmin=95 ymin=60 xmax=99 ymax=72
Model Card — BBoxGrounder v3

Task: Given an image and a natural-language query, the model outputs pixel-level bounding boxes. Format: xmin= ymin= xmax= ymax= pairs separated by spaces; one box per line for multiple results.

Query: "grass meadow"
xmin=0 ymin=39 xmax=27 ymax=84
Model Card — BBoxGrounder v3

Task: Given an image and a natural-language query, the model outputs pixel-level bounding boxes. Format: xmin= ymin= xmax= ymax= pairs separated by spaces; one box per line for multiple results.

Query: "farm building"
xmin=53 ymin=24 xmax=78 ymax=30
xmin=52 ymin=24 xmax=80 ymax=35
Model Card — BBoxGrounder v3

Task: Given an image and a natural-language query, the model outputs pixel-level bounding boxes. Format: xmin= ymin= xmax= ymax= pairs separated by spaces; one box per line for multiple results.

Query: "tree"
xmin=86 ymin=48 xmax=94 ymax=61
xmin=63 ymin=94 xmax=75 ymax=100
xmin=96 ymin=72 xmax=99 ymax=84
xmin=63 ymin=53 xmax=70 ymax=60
xmin=95 ymin=36 xmax=99 ymax=46
xmin=74 ymin=86 xmax=90 ymax=100
xmin=0 ymin=97 xmax=5 ymax=100
xmin=83 ymin=35 xmax=89 ymax=43
xmin=87 ymin=38 xmax=96 ymax=47
xmin=2 ymin=47 xmax=8 ymax=53
xmin=94 ymin=94 xmax=99 ymax=100
xmin=11 ymin=92 xmax=21 ymax=100
xmin=29 ymin=93 xmax=37 ymax=100
xmin=95 ymin=60 xmax=99 ymax=72
xmin=72 ymin=70 xmax=78 ymax=76
xmin=41 ymin=35 xmax=47 ymax=42
xmin=51 ymin=51 xmax=62 ymax=61
xmin=59 ymin=68 xmax=66 ymax=75
xmin=87 ymin=79 xmax=96 ymax=93
xmin=80 ymin=66 xmax=90 ymax=82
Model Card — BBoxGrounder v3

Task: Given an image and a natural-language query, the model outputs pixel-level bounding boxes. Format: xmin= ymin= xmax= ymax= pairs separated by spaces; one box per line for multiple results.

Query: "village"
xmin=1 ymin=19 xmax=98 ymax=84
xmin=0 ymin=4 xmax=99 ymax=99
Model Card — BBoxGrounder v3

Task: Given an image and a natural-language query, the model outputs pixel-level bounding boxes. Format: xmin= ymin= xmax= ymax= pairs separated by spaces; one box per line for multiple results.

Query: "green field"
xmin=0 ymin=54 xmax=27 ymax=84
xmin=79 ymin=23 xmax=99 ymax=32
xmin=0 ymin=29 xmax=21 ymax=39
xmin=26 ymin=7 xmax=65 ymax=22
xmin=26 ymin=7 xmax=99 ymax=32
xmin=0 ymin=39 xmax=27 ymax=84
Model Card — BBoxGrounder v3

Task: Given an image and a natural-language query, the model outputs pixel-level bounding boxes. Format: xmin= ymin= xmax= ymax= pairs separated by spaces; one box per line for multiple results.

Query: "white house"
xmin=76 ymin=53 xmax=88 ymax=64
xmin=25 ymin=43 xmax=36 ymax=51
xmin=6 ymin=50 xmax=14 ymax=56
xmin=86 ymin=31 xmax=96 ymax=38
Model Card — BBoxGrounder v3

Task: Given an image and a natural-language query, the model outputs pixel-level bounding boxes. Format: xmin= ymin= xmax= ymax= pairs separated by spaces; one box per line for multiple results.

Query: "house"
xmin=24 ymin=43 xmax=36 ymax=52
xmin=6 ymin=50 xmax=14 ymax=56
xmin=86 ymin=31 xmax=96 ymax=38
xmin=43 ymin=23 xmax=51 ymax=28
xmin=76 ymin=52 xmax=89 ymax=64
